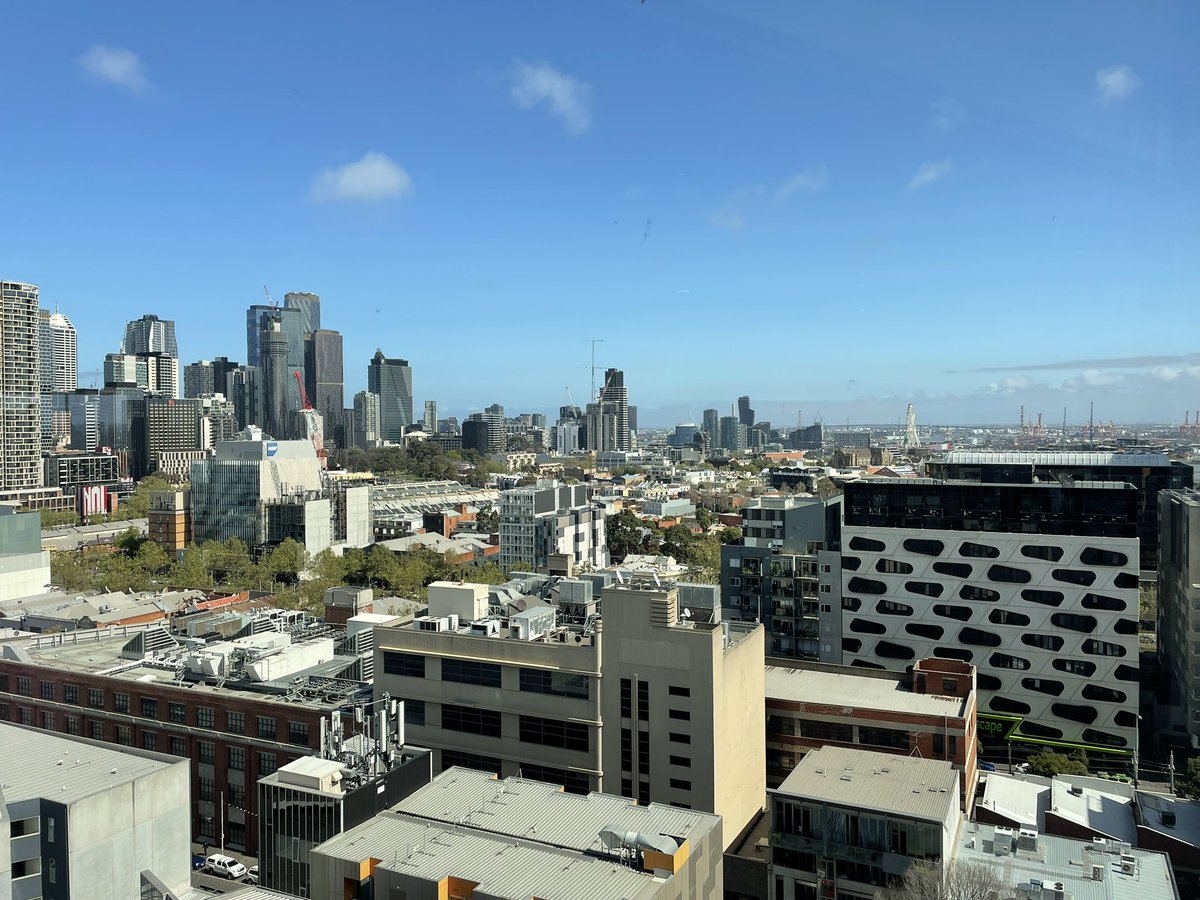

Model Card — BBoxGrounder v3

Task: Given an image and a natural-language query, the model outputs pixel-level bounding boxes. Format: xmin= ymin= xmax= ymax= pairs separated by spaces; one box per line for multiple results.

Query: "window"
xmin=1114 ymin=664 xmax=1139 ymax=682
xmin=989 ymin=609 xmax=1029 ymax=626
xmin=876 ymin=558 xmax=913 ymax=574
xmin=140 ymin=697 xmax=158 ymax=719
xmin=443 ymin=704 xmax=502 ymax=737
xmin=198 ymin=740 xmax=215 ymax=764
xmin=670 ymin=755 xmax=691 ymax=767
xmin=1053 ymin=658 xmax=1096 ymax=676
xmin=404 ymin=699 xmax=426 ymax=726
xmin=903 ymin=538 xmax=944 ymax=556
xmin=1022 ymin=633 xmax=1064 ymax=651
xmin=196 ymin=706 xmax=215 ymax=728
xmin=668 ymin=685 xmax=690 ymax=697
xmin=40 ymin=710 xmax=55 ymax=729
xmin=933 ymin=561 xmax=972 ymax=578
xmin=932 ymin=604 xmax=972 ymax=621
xmin=228 ymin=746 xmax=246 ymax=770
xmin=1022 ymin=677 xmax=1065 ymax=696
xmin=19 ymin=707 xmax=32 ymax=725
xmin=934 ymin=646 xmax=973 ymax=662
xmin=1082 ymin=593 xmax=1126 ymax=611
xmin=1021 ymin=588 xmax=1064 ymax=607
xmin=169 ymin=736 xmax=187 ymax=757
xmin=520 ymin=763 xmax=591 ymax=795
xmin=1052 ymin=568 xmax=1096 ymax=586
xmin=798 ymin=719 xmax=854 ymax=742
xmin=875 ymin=640 xmax=915 ymax=660
xmin=877 ymin=600 xmax=913 ymax=616
xmin=942 ymin=678 xmax=958 ymax=693
xmin=1020 ymin=544 xmax=1064 ymax=562
xmin=988 ymin=564 xmax=1031 ymax=584
xmin=259 ymin=752 xmax=278 ymax=776
xmin=959 ymin=541 xmax=999 ymax=558
xmin=256 ymin=715 xmax=276 ymax=739
xmin=1051 ymin=613 xmax=1096 ymax=633
xmin=850 ymin=617 xmax=886 ymax=634
xmin=620 ymin=678 xmax=632 ymax=717
xmin=90 ymin=720 xmax=105 ymax=740
xmin=905 ymin=581 xmax=944 ymax=597
xmin=0 ymin=703 xmax=8 ymax=721
xmin=1081 ymin=547 xmax=1128 ymax=567
xmin=40 ymin=680 xmax=55 ymax=700
xmin=990 ymin=652 xmax=1030 ymax=670
xmin=1114 ymin=618 xmax=1138 ymax=634
xmin=115 ymin=725 xmax=133 ymax=745
xmin=905 ymin=622 xmax=944 ymax=639
xmin=63 ymin=684 xmax=79 ymax=704
xmin=519 ymin=714 xmax=589 ymax=752
xmin=670 ymin=778 xmax=692 ymax=790
xmin=17 ymin=676 xmax=31 ymax=696
xmin=65 ymin=715 xmax=81 ymax=735
xmin=860 ymin=726 xmax=909 ymax=750
xmin=381 ymin=651 xmax=425 ymax=678
xmin=842 ymin=637 xmax=862 ymax=652
xmin=519 ymin=668 xmax=590 ymax=699
xmin=1019 ymin=721 xmax=1063 ymax=739
xmin=977 ymin=673 xmax=1002 ymax=690
xmin=1082 ymin=639 xmax=1126 ymax=657
xmin=932 ymin=733 xmax=944 ymax=755
xmin=1052 ymin=703 xmax=1098 ymax=724
xmin=197 ymin=777 xmax=215 ymax=802
xmin=638 ymin=681 xmax=649 ymax=722
xmin=142 ymin=731 xmax=158 ymax=751
xmin=442 ymin=749 xmax=503 ymax=776
xmin=169 ymin=702 xmax=186 ymax=723
xmin=226 ymin=711 xmax=245 ymax=734
xmin=1083 ymin=684 xmax=1126 ymax=703
xmin=959 ymin=585 xmax=999 ymax=602
xmin=621 ymin=728 xmax=632 ymax=770
xmin=842 ymin=596 xmax=862 ymax=611
xmin=849 ymin=536 xmax=885 ymax=552
xmin=442 ymin=658 xmax=502 ymax=688
xmin=847 ymin=577 xmax=886 ymax=595
xmin=841 ymin=556 xmax=861 ymax=571
xmin=638 ymin=730 xmax=650 ymax=773
xmin=113 ymin=692 xmax=130 ymax=713
xmin=288 ymin=721 xmax=311 ymax=746
xmin=670 ymin=732 xmax=691 ymax=744
xmin=989 ymin=696 xmax=1031 ymax=715
xmin=229 ymin=784 xmax=247 ymax=806
xmin=668 ymin=709 xmax=690 ymax=721
xmin=1115 ymin=572 xmax=1139 ymax=589
xmin=1082 ymin=728 xmax=1128 ymax=748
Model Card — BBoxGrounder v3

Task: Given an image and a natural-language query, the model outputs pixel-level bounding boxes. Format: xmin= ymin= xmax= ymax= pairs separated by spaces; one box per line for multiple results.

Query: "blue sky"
xmin=2 ymin=1 xmax=1196 ymax=427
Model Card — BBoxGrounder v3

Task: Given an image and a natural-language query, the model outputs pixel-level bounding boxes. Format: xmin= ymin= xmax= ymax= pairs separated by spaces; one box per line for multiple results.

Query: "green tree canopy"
xmin=1025 ymin=750 xmax=1088 ymax=777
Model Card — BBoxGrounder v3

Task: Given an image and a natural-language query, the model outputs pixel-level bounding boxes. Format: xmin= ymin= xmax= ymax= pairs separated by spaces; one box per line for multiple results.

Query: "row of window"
xmin=382 ymin=652 xmax=594 ymax=700
xmin=845 ymin=537 xmax=1131 ymax=571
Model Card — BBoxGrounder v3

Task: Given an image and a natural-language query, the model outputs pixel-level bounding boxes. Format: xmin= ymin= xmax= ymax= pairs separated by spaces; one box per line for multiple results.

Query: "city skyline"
xmin=2 ymin=2 xmax=1196 ymax=424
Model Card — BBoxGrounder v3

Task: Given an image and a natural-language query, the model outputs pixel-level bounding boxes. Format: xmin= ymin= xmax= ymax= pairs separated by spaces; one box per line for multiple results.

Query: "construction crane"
xmin=263 ymin=285 xmax=277 ymax=308
xmin=293 ymin=371 xmax=328 ymax=469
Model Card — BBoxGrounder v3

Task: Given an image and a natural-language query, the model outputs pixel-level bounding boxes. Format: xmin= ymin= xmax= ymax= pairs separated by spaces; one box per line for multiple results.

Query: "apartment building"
xmin=42 ymin=449 xmax=120 ymax=493
xmin=498 ymin=480 xmax=608 ymax=571
xmin=1158 ymin=488 xmax=1200 ymax=748
xmin=829 ymin=478 xmax=1141 ymax=757
xmin=768 ymin=746 xmax=962 ymax=900
xmin=765 ymin=657 xmax=977 ymax=803
xmin=0 ymin=618 xmax=371 ymax=854
xmin=721 ymin=494 xmax=842 ymax=659
xmin=0 ymin=281 xmax=42 ymax=492
xmin=374 ymin=579 xmax=765 ymax=850
xmin=147 ymin=489 xmax=193 ymax=555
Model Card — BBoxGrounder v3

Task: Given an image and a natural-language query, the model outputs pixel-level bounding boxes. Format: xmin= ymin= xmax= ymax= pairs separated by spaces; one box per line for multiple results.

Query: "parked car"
xmin=979 ymin=762 xmax=997 ymax=772
xmin=203 ymin=854 xmax=247 ymax=879
xmin=191 ymin=853 xmax=206 ymax=870
xmin=244 ymin=865 xmax=260 ymax=885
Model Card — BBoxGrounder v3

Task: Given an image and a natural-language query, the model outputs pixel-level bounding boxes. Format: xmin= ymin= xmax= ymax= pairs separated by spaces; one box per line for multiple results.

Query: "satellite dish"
xmin=682 ymin=608 xmax=692 ymax=620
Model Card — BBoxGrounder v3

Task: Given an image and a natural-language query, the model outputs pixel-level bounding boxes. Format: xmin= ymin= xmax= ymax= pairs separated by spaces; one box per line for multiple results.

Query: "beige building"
xmin=373 ymin=579 xmax=765 ymax=852
xmin=310 ymin=768 xmax=724 ymax=900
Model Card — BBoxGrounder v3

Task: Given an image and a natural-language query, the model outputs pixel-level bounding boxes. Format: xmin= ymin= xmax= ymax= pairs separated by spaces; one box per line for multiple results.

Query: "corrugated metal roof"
xmin=939 ymin=451 xmax=1171 ymax=467
xmin=773 ymin=746 xmax=958 ymax=822
xmin=764 ymin=666 xmax=968 ymax=718
xmin=0 ymin=721 xmax=182 ymax=806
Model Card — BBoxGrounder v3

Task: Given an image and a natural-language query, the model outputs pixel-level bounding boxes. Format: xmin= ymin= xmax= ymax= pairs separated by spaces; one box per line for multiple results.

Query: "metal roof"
xmin=0 ymin=721 xmax=183 ymax=806
xmin=773 ymin=745 xmax=959 ymax=823
xmin=938 ymin=451 xmax=1172 ymax=468
xmin=315 ymin=769 xmax=721 ymax=900
xmin=764 ymin=665 xmax=969 ymax=719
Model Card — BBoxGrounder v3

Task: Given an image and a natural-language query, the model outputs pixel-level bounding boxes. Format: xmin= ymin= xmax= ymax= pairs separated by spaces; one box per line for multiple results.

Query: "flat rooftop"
xmin=938 ymin=451 xmax=1172 ymax=468
xmin=775 ymin=745 xmax=958 ymax=823
xmin=764 ymin=664 xmax=969 ymax=719
xmin=0 ymin=721 xmax=182 ymax=806
xmin=958 ymin=823 xmax=1177 ymax=900
xmin=316 ymin=768 xmax=719 ymax=900
xmin=1136 ymin=790 xmax=1200 ymax=848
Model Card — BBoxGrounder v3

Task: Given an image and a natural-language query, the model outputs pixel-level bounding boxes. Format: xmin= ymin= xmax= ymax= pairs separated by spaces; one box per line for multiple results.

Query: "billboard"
xmin=77 ymin=484 xmax=109 ymax=518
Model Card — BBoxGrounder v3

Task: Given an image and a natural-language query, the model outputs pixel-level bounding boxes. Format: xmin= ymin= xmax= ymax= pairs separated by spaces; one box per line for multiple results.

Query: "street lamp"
xmin=1133 ymin=713 xmax=1142 ymax=788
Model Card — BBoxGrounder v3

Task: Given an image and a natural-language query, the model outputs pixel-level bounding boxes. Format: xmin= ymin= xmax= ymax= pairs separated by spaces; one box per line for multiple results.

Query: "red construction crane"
xmin=293 ymin=371 xmax=328 ymax=469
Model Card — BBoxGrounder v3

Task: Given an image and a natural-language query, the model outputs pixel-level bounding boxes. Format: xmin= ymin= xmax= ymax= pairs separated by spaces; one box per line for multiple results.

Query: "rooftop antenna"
xmin=1089 ymin=401 xmax=1095 ymax=449
xmin=1061 ymin=406 xmax=1067 ymax=449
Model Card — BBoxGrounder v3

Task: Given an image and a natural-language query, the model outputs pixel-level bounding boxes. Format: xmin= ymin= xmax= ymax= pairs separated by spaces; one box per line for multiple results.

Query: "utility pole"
xmin=1170 ymin=750 xmax=1176 ymax=794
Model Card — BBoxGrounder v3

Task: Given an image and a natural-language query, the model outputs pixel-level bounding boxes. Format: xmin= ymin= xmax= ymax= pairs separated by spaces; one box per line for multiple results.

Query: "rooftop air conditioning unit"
xmin=415 ymin=616 xmax=452 ymax=633
xmin=1091 ymin=863 xmax=1104 ymax=882
xmin=1018 ymin=828 xmax=1038 ymax=851
xmin=1120 ymin=854 xmax=1137 ymax=875
xmin=1048 ymin=882 xmax=1066 ymax=900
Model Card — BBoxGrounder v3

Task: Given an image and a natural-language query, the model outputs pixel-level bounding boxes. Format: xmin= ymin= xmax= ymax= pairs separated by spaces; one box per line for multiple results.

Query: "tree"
xmin=1026 ymin=750 xmax=1088 ymax=777
xmin=120 ymin=475 xmax=174 ymax=519
xmin=1177 ymin=758 xmax=1200 ymax=799
xmin=263 ymin=538 xmax=309 ymax=587
xmin=475 ymin=504 xmax=499 ymax=534
xmin=885 ymin=860 xmax=1005 ymax=900
xmin=695 ymin=507 xmax=716 ymax=529
xmin=606 ymin=509 xmax=645 ymax=560
xmin=717 ymin=525 xmax=743 ymax=544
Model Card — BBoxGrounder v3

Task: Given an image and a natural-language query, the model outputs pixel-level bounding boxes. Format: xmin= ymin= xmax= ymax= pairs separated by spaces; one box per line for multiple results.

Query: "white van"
xmin=203 ymin=854 xmax=247 ymax=879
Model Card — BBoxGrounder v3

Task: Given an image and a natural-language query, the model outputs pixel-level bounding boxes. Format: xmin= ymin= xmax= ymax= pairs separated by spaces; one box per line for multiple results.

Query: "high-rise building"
xmin=226 ymin=365 xmax=262 ymax=430
xmin=211 ymin=355 xmax=239 ymax=390
xmin=1 ymin=280 xmax=43 ymax=490
xmin=829 ymin=478 xmax=1141 ymax=757
xmin=37 ymin=307 xmax=76 ymax=449
xmin=123 ymin=313 xmax=178 ymax=358
xmin=737 ymin=394 xmax=754 ymax=428
xmin=1158 ymin=488 xmax=1200 ymax=749
xmin=367 ymin=351 xmax=413 ymax=443
xmin=423 ymin=400 xmax=437 ymax=432
xmin=719 ymin=415 xmax=747 ymax=452
xmin=498 ymin=480 xmax=607 ymax=571
xmin=284 ymin=290 xmax=321 ymax=335
xmin=131 ymin=396 xmax=201 ymax=479
xmin=702 ymin=408 xmax=719 ymax=454
xmin=352 ymin=390 xmax=381 ymax=448
xmin=108 ymin=351 xmax=177 ymax=397
xmin=304 ymin=328 xmax=343 ymax=444
xmin=183 ymin=359 xmax=215 ymax=398
xmin=598 ymin=367 xmax=631 ymax=451
xmin=261 ymin=317 xmax=292 ymax=440
xmin=246 ymin=303 xmax=304 ymax=408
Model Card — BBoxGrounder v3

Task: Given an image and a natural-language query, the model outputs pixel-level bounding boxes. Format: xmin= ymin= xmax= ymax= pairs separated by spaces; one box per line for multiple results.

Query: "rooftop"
xmin=1135 ymin=790 xmax=1200 ymax=848
xmin=316 ymin=768 xmax=719 ymax=900
xmin=957 ymin=822 xmax=1177 ymax=900
xmin=774 ymin=745 xmax=959 ymax=823
xmin=978 ymin=773 xmax=1138 ymax=843
xmin=764 ymin=663 xmax=969 ymax=719
xmin=937 ymin=450 xmax=1173 ymax=468
xmin=0 ymin=721 xmax=182 ymax=806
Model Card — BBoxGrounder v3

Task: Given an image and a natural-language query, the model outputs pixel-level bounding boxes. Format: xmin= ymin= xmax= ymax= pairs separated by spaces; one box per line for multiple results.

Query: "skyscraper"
xmin=123 ymin=313 xmax=178 ymax=358
xmin=183 ymin=360 xmax=216 ymax=398
xmin=226 ymin=365 xmax=262 ymax=431
xmin=702 ymin=408 xmax=719 ymax=454
xmin=246 ymin=304 xmax=304 ymax=409
xmin=284 ymin=291 xmax=321 ymax=336
xmin=367 ymin=350 xmax=412 ymax=443
xmin=211 ymin=356 xmax=240 ymax=393
xmin=598 ymin=367 xmax=630 ymax=451
xmin=304 ymin=329 xmax=344 ymax=444
xmin=38 ymin=308 xmax=76 ymax=449
xmin=737 ymin=395 xmax=754 ymax=428
xmin=352 ymin=391 xmax=381 ymax=447
xmin=1 ymin=280 xmax=43 ymax=490
xmin=261 ymin=318 xmax=291 ymax=440
xmin=423 ymin=400 xmax=437 ymax=432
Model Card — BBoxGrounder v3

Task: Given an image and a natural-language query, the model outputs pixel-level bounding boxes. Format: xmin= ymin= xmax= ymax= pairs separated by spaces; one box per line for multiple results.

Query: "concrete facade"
xmin=1158 ymin=488 xmax=1200 ymax=748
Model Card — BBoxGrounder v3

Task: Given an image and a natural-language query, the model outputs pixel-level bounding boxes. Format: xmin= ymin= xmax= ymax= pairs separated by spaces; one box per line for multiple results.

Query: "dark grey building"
xmin=1158 ymin=488 xmax=1200 ymax=748
xmin=284 ymin=290 xmax=321 ymax=336
xmin=737 ymin=395 xmax=754 ymax=428
xmin=305 ymin=329 xmax=344 ymax=445
xmin=261 ymin=318 xmax=292 ymax=440
xmin=226 ymin=365 xmax=262 ymax=430
xmin=131 ymin=396 xmax=200 ymax=478
xmin=246 ymin=303 xmax=304 ymax=409
xmin=367 ymin=350 xmax=413 ymax=443
xmin=183 ymin=360 xmax=215 ymax=398
xmin=598 ymin=367 xmax=631 ymax=451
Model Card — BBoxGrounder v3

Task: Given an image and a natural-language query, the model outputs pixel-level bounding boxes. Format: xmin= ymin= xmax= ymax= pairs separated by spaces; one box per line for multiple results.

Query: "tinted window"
xmin=874 ymin=641 xmax=915 ymax=660
xmin=988 ymin=564 xmax=1031 ymax=584
xmin=1051 ymin=613 xmax=1096 ymax=633
xmin=933 ymin=562 xmax=972 ymax=578
xmin=849 ymin=617 xmax=886 ymax=634
xmin=905 ymin=622 xmax=944 ymax=640
xmin=934 ymin=646 xmax=973 ymax=662
xmin=903 ymin=538 xmax=944 ymax=556
xmin=990 ymin=652 xmax=1030 ymax=670
xmin=847 ymin=576 xmax=887 ymax=595
xmin=905 ymin=581 xmax=944 ymax=597
xmin=876 ymin=600 xmax=913 ymax=616
xmin=1082 ymin=593 xmax=1125 ymax=611
xmin=841 ymin=556 xmax=861 ymax=571
xmin=1081 ymin=547 xmax=1128 ymax=567
xmin=842 ymin=638 xmax=862 ymax=653
xmin=960 ymin=585 xmax=1000 ymax=602
xmin=1052 ymin=703 xmax=1097 ymax=724
xmin=989 ymin=696 xmax=1031 ymax=715
xmin=1018 ymin=721 xmax=1063 ymax=739
xmin=1114 ymin=664 xmax=1138 ymax=681
xmin=932 ymin=604 xmax=972 ymax=621
xmin=842 ymin=596 xmax=862 ymax=612
xmin=1114 ymin=618 xmax=1138 ymax=635
xmin=1052 ymin=568 xmax=1096 ymax=586
xmin=1113 ymin=710 xmax=1139 ymax=728
xmin=1021 ymin=588 xmax=1064 ymax=607
xmin=849 ymin=536 xmax=885 ymax=552
xmin=1083 ymin=728 xmax=1127 ymax=748
xmin=1020 ymin=545 xmax=1064 ymax=561
xmin=1021 ymin=677 xmax=1064 ymax=696
xmin=1021 ymin=633 xmax=1063 ymax=651
xmin=977 ymin=673 xmax=1002 ymax=690
xmin=1053 ymin=658 xmax=1096 ymax=677
xmin=959 ymin=542 xmax=999 ymax=558
xmin=989 ymin=609 xmax=1029 ymax=626
xmin=1082 ymin=639 xmax=1125 ymax=657
xmin=1114 ymin=572 xmax=1138 ymax=589
xmin=959 ymin=627 xmax=1001 ymax=647
xmin=1082 ymin=684 xmax=1126 ymax=703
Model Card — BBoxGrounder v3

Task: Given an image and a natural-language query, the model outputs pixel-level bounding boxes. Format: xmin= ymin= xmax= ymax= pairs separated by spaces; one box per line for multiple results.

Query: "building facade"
xmin=38 ymin=308 xmax=76 ymax=450
xmin=0 ymin=505 xmax=51 ymax=603
xmin=498 ymin=480 xmax=608 ymax=571
xmin=1158 ymin=488 xmax=1200 ymax=748
xmin=1 ymin=281 xmax=43 ymax=491
xmin=351 ymin=390 xmax=380 ymax=448
xmin=123 ymin=313 xmax=178 ymax=359
xmin=304 ymin=328 xmax=344 ymax=445
xmin=367 ymin=350 xmax=413 ymax=443
xmin=830 ymin=478 xmax=1141 ymax=756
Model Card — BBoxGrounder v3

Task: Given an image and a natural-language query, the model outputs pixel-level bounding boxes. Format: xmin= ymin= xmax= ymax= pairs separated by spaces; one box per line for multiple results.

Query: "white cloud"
xmin=908 ymin=159 xmax=954 ymax=191
xmin=510 ymin=60 xmax=591 ymax=135
xmin=773 ymin=166 xmax=830 ymax=203
xmin=1095 ymin=64 xmax=1141 ymax=104
xmin=1150 ymin=365 xmax=1200 ymax=382
xmin=986 ymin=375 xmax=1033 ymax=395
xmin=77 ymin=45 xmax=153 ymax=94
xmin=310 ymin=152 xmax=412 ymax=203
